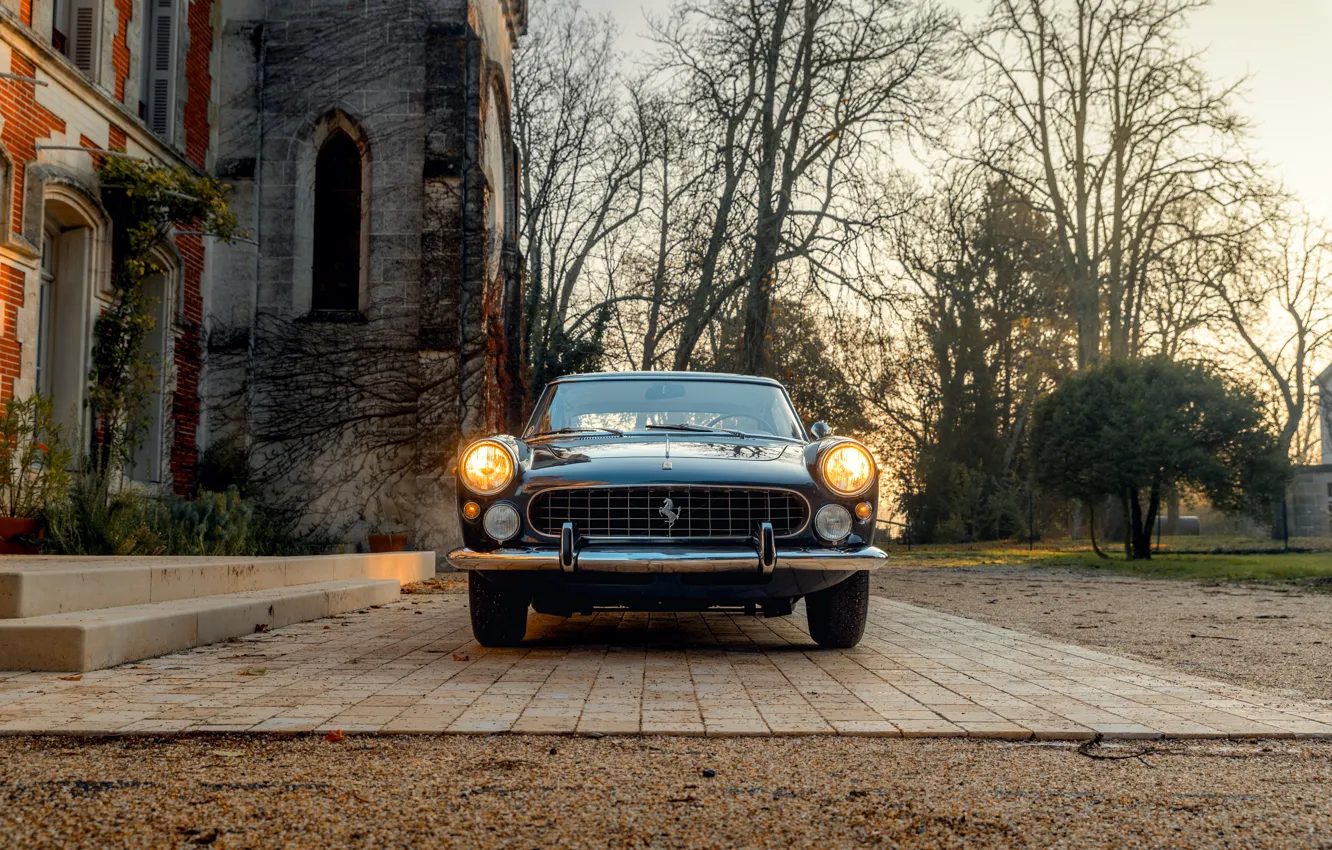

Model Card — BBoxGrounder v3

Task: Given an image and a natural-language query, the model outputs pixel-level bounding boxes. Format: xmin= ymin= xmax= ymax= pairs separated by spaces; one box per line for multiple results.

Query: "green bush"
xmin=0 ymin=395 xmax=72 ymax=520
xmin=1030 ymin=358 xmax=1288 ymax=559
xmin=44 ymin=484 xmax=332 ymax=557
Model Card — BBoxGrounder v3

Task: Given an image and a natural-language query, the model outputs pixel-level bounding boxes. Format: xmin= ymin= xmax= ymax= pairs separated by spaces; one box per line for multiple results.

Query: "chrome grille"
xmin=529 ymin=486 xmax=807 ymax=539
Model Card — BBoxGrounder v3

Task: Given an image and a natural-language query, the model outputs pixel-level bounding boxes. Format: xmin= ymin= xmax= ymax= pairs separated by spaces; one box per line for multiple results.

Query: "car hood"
xmin=531 ymin=438 xmax=790 ymax=464
xmin=520 ymin=437 xmax=814 ymax=492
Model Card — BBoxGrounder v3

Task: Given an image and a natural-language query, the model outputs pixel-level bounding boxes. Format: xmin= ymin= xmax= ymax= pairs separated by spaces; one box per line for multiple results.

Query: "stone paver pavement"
xmin=2 ymin=594 xmax=1331 ymax=739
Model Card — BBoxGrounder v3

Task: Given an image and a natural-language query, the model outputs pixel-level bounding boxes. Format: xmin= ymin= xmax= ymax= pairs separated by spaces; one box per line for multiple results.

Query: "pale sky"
xmin=584 ymin=0 xmax=1332 ymax=220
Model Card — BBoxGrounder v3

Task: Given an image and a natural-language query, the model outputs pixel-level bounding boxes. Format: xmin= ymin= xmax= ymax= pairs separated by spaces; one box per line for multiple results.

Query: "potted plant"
xmin=0 ymin=395 xmax=71 ymax=554
xmin=367 ymin=527 xmax=409 ymax=553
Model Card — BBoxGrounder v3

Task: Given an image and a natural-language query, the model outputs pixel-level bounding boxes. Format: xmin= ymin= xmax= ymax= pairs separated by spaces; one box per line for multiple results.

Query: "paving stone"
xmin=1 ymin=595 xmax=1329 ymax=739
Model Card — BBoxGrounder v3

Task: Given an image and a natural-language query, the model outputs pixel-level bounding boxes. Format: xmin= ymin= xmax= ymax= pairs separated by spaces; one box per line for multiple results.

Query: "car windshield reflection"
xmin=526 ymin=378 xmax=807 ymax=442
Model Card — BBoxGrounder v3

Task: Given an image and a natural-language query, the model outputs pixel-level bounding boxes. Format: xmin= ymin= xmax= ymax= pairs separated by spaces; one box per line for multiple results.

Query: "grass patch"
xmin=880 ymin=537 xmax=1332 ymax=586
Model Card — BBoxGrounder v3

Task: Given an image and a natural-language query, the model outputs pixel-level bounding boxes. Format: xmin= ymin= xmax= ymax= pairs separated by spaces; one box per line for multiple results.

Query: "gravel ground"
xmin=872 ymin=565 xmax=1332 ymax=703
xmin=4 ymin=570 xmax=1330 ymax=847
xmin=0 ymin=734 xmax=1329 ymax=848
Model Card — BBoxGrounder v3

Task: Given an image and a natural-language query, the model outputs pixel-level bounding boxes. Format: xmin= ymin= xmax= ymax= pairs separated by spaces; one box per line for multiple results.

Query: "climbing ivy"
xmin=92 ymin=155 xmax=240 ymax=495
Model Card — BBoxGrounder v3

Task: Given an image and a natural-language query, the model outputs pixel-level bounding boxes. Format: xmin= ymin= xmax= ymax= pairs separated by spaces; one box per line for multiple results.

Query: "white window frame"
xmin=126 ymin=264 xmax=175 ymax=484
xmin=37 ymin=185 xmax=111 ymax=444
xmin=36 ymin=228 xmax=58 ymax=398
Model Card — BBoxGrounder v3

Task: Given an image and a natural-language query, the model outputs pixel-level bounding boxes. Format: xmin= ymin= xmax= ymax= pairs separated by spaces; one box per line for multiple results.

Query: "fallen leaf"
xmin=452 ymin=653 xmax=469 ymax=662
xmin=237 ymin=668 xmax=267 ymax=676
xmin=325 ymin=729 xmax=345 ymax=743
xmin=58 ymin=675 xmax=82 ymax=681
xmin=323 ymin=626 xmax=331 ymax=630
xmin=254 ymin=623 xmax=271 ymax=633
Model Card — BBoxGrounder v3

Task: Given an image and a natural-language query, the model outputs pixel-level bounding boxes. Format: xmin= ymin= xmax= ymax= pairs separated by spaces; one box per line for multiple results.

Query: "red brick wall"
xmin=0 ymin=265 xmax=24 ymax=400
xmin=170 ymin=234 xmax=204 ymax=493
xmin=1 ymin=54 xmax=66 ymax=402
xmin=2 ymin=54 xmax=66 ymax=237
xmin=78 ymin=133 xmax=105 ymax=166
xmin=111 ymin=0 xmax=133 ymax=103
xmin=182 ymin=0 xmax=211 ymax=168
xmin=168 ymin=0 xmax=214 ymax=493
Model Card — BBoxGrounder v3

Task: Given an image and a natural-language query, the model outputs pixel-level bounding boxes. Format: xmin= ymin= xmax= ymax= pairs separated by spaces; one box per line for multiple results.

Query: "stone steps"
xmin=0 ymin=552 xmax=435 ymax=672
xmin=0 ymin=578 xmax=402 ymax=672
xmin=0 ymin=553 xmax=434 ymax=619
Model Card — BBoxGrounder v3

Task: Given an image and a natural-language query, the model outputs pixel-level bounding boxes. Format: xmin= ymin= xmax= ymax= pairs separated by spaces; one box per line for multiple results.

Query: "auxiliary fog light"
xmin=483 ymin=503 xmax=521 ymax=542
xmin=815 ymin=504 xmax=853 ymax=542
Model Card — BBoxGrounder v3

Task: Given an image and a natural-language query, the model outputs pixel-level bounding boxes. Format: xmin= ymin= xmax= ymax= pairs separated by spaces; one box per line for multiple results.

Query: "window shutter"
xmin=69 ymin=0 xmax=98 ymax=77
xmin=147 ymin=0 xmax=175 ymax=139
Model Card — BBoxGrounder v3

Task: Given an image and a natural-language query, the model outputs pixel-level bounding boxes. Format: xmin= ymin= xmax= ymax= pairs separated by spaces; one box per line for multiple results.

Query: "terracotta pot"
xmin=367 ymin=533 xmax=408 ymax=553
xmin=0 ymin=517 xmax=43 ymax=555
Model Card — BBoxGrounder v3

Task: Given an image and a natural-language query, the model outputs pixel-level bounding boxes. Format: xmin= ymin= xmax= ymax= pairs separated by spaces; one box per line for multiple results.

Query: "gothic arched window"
xmin=311 ymin=130 xmax=362 ymax=312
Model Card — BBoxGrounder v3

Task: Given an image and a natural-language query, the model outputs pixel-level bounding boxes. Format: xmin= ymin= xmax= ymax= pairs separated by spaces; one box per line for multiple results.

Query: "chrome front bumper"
xmin=446 ymin=543 xmax=888 ymax=573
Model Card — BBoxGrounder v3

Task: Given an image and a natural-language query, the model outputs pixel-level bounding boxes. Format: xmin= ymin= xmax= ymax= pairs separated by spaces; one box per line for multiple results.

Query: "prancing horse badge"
xmin=659 ymin=498 xmax=683 ymax=528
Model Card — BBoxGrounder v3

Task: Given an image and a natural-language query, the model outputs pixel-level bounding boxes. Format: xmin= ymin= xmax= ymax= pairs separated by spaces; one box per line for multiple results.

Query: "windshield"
xmin=526 ymin=378 xmax=808 ymax=441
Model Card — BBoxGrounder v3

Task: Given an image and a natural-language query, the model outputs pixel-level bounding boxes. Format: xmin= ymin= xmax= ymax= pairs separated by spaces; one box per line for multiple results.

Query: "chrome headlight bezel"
xmin=458 ymin=439 xmax=517 ymax=497
xmin=817 ymin=440 xmax=876 ymax=498
xmin=482 ymin=502 xmax=521 ymax=542
xmin=814 ymin=504 xmax=853 ymax=542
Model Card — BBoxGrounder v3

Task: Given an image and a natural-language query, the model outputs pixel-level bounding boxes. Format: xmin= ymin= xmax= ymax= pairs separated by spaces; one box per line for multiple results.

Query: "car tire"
xmin=805 ymin=570 xmax=869 ymax=648
xmin=468 ymin=572 xmax=530 ymax=647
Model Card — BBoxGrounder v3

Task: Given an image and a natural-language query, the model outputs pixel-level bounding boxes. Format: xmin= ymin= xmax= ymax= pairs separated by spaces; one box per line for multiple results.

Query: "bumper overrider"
xmin=448 ymin=523 xmax=887 ymax=574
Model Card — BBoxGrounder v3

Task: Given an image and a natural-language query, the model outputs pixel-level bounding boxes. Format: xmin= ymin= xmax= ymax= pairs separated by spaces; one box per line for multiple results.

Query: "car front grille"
xmin=528 ymin=486 xmax=808 ymax=539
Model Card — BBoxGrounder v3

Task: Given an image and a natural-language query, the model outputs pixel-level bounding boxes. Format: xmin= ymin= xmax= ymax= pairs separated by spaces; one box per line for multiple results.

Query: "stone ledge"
xmin=0 ymin=552 xmax=434 ymax=619
xmin=0 ymin=578 xmax=402 ymax=672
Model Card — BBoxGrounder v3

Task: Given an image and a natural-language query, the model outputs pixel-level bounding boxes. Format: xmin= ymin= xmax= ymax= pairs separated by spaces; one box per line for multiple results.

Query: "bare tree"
xmin=651 ymin=0 xmax=953 ymax=373
xmin=1207 ymin=212 xmax=1332 ymax=465
xmin=515 ymin=0 xmax=653 ymax=389
xmin=967 ymin=0 xmax=1258 ymax=368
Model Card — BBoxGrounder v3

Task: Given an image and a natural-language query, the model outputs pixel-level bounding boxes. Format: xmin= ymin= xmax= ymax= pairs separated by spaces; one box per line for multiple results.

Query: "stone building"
xmin=1287 ymin=363 xmax=1332 ymax=537
xmin=1 ymin=0 xmax=527 ymax=554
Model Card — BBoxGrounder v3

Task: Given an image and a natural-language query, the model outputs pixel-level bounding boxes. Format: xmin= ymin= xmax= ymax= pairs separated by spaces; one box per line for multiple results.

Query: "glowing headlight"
xmin=819 ymin=442 xmax=874 ymax=496
xmin=459 ymin=440 xmax=515 ymax=496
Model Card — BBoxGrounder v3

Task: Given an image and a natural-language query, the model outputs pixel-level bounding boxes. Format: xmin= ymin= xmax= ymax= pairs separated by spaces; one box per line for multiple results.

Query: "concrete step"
xmin=0 ymin=578 xmax=402 ymax=672
xmin=0 ymin=553 xmax=434 ymax=619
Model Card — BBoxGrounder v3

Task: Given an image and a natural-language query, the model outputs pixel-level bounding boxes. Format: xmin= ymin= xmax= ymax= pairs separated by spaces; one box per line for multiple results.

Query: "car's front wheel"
xmin=805 ymin=570 xmax=869 ymax=648
xmin=468 ymin=572 xmax=530 ymax=647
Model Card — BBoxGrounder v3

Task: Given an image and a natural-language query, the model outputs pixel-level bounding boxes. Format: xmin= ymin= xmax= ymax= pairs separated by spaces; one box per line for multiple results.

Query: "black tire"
xmin=468 ymin=572 xmax=530 ymax=647
xmin=805 ymin=570 xmax=869 ymax=648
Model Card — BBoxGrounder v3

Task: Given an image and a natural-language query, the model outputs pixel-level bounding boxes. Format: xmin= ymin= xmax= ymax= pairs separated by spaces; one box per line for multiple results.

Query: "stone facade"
xmin=1 ymin=0 xmax=527 ymax=555
xmin=1287 ymin=364 xmax=1332 ymax=537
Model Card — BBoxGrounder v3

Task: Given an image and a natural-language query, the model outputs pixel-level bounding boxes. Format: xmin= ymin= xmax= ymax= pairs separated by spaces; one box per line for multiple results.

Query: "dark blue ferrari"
xmin=447 ymin=372 xmax=887 ymax=648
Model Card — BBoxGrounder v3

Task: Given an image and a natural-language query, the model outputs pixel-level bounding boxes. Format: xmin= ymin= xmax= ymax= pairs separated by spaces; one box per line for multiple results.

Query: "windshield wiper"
xmin=529 ymin=426 xmax=623 ymax=438
xmin=644 ymin=422 xmax=757 ymax=438
xmin=643 ymin=423 xmax=805 ymax=444
xmin=644 ymin=423 xmax=734 ymax=434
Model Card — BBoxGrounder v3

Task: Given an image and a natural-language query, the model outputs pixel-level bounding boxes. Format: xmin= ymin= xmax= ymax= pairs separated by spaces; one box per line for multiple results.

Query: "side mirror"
xmin=809 ymin=421 xmax=832 ymax=440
